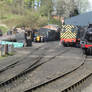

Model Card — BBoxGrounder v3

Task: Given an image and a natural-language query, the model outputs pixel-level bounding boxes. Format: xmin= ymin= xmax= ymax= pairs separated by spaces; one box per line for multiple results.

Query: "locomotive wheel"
xmin=83 ymin=49 xmax=87 ymax=55
xmin=89 ymin=48 xmax=92 ymax=55
xmin=83 ymin=49 xmax=85 ymax=54
xmin=66 ymin=43 xmax=69 ymax=47
xmin=62 ymin=42 xmax=66 ymax=47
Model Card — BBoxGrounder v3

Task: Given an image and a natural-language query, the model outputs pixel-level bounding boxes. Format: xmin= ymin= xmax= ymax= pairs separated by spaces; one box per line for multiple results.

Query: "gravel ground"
xmin=0 ymin=41 xmax=61 ymax=92
xmin=0 ymin=41 xmax=86 ymax=92
xmin=81 ymin=56 xmax=92 ymax=92
xmin=2 ymin=47 xmax=84 ymax=92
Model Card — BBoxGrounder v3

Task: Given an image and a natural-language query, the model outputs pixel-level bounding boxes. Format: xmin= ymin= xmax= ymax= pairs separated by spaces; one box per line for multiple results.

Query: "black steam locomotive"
xmin=80 ymin=24 xmax=92 ymax=54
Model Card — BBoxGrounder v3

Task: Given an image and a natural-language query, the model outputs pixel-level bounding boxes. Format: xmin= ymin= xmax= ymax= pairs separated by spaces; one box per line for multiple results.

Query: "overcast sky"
xmin=88 ymin=0 xmax=92 ymax=10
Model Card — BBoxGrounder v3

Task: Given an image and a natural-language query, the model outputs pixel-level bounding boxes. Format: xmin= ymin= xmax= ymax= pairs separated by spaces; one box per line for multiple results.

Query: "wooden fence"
xmin=0 ymin=44 xmax=14 ymax=56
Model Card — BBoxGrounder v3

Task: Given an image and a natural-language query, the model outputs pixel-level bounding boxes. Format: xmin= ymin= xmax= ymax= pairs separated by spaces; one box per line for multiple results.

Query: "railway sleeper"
xmin=0 ymin=58 xmax=43 ymax=88
xmin=61 ymin=73 xmax=92 ymax=92
xmin=0 ymin=47 xmax=79 ymax=90
xmin=25 ymin=55 xmax=89 ymax=92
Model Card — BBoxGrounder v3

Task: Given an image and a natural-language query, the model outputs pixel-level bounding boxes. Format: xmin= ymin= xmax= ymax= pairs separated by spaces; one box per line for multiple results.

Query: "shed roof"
xmin=65 ymin=11 xmax=92 ymax=26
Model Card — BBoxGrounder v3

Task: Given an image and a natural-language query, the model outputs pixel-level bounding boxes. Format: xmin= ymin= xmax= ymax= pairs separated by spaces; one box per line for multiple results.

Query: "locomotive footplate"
xmin=88 ymin=47 xmax=92 ymax=53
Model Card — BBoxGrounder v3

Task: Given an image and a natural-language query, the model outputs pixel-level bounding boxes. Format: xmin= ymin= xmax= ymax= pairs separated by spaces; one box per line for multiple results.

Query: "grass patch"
xmin=0 ymin=13 xmax=21 ymax=20
xmin=0 ymin=26 xmax=8 ymax=34
xmin=0 ymin=55 xmax=7 ymax=60
xmin=0 ymin=52 xmax=15 ymax=60
xmin=8 ymin=52 xmax=15 ymax=56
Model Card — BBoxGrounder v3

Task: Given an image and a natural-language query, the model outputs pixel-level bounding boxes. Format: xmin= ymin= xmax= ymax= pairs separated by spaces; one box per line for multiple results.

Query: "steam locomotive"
xmin=80 ymin=24 xmax=92 ymax=54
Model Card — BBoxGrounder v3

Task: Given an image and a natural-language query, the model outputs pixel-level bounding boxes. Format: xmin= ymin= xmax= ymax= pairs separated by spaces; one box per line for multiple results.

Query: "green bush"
xmin=49 ymin=18 xmax=62 ymax=26
xmin=0 ymin=26 xmax=8 ymax=34
xmin=1 ymin=9 xmax=61 ymax=29
xmin=3 ymin=11 xmax=48 ymax=29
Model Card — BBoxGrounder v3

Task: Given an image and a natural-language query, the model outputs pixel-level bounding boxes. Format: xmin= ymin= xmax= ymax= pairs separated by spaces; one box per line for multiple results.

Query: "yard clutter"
xmin=0 ymin=41 xmax=23 ymax=56
xmin=0 ymin=44 xmax=13 ymax=56
xmin=0 ymin=27 xmax=32 ymax=47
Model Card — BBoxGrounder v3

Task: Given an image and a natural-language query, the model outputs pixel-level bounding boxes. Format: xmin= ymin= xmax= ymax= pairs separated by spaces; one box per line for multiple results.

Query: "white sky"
xmin=88 ymin=0 xmax=92 ymax=11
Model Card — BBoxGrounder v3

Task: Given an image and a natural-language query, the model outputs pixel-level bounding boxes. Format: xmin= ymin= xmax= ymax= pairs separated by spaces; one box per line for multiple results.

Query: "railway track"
xmin=0 ymin=42 xmax=50 ymax=74
xmin=24 ymin=55 xmax=92 ymax=92
xmin=0 ymin=47 xmax=83 ymax=92
xmin=0 ymin=42 xmax=72 ymax=91
xmin=0 ymin=43 xmax=44 ymax=74
xmin=60 ymin=55 xmax=92 ymax=92
xmin=0 ymin=44 xmax=48 ymax=87
xmin=0 ymin=45 xmax=73 ymax=92
xmin=0 ymin=42 xmax=58 ymax=74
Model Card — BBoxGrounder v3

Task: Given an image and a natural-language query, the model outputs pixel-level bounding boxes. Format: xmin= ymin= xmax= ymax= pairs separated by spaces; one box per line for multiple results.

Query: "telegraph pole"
xmin=48 ymin=10 xmax=50 ymax=25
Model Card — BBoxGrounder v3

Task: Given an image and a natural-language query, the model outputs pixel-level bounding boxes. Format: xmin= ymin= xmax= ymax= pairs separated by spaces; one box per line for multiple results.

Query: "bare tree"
xmin=11 ymin=0 xmax=24 ymax=15
xmin=54 ymin=0 xmax=77 ymax=18
xmin=40 ymin=0 xmax=53 ymax=16
xmin=74 ymin=0 xmax=89 ymax=13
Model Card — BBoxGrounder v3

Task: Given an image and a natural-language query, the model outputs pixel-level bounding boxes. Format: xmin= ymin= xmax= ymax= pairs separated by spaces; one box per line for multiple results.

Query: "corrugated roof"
xmin=65 ymin=11 xmax=92 ymax=26
xmin=43 ymin=25 xmax=58 ymax=30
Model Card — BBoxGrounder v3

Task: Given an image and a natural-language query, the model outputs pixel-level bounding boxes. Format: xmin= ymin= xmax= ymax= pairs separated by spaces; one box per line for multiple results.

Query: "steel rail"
xmin=24 ymin=52 xmax=85 ymax=92
xmin=61 ymin=55 xmax=92 ymax=92
xmin=0 ymin=46 xmax=71 ymax=89
xmin=24 ymin=55 xmax=92 ymax=92
xmin=0 ymin=43 xmax=45 ymax=74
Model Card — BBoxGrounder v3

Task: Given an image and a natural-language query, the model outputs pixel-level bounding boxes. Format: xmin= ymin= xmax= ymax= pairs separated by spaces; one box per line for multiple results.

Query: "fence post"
xmin=0 ymin=45 xmax=1 ymax=56
xmin=4 ymin=44 xmax=8 ymax=55
xmin=8 ymin=44 xmax=14 ymax=54
xmin=1 ymin=45 xmax=5 ymax=56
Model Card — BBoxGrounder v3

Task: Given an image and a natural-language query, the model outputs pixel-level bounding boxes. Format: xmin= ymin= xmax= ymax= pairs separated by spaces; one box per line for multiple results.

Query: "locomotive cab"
xmin=81 ymin=28 xmax=92 ymax=54
xmin=60 ymin=25 xmax=79 ymax=47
